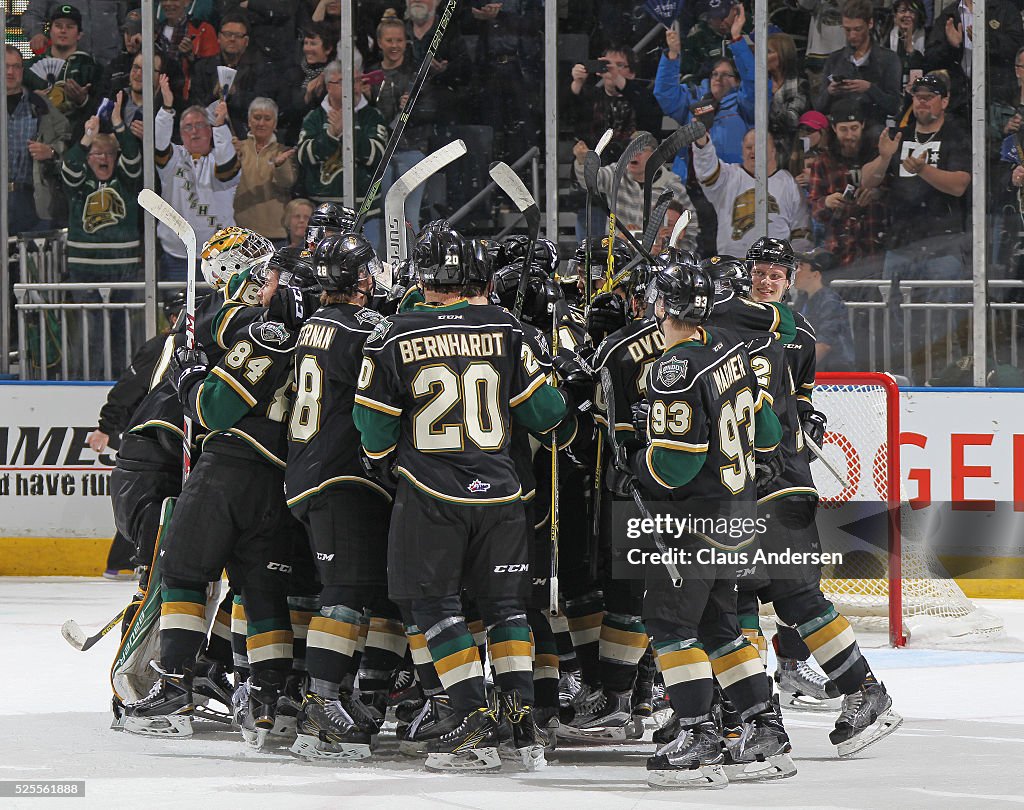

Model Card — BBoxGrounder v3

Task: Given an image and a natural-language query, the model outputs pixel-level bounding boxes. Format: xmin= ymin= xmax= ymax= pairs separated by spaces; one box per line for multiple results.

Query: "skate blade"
xmin=123 ymin=713 xmax=193 ymax=738
xmin=290 ymin=733 xmax=372 ymax=761
xmin=240 ymin=725 xmax=269 ymax=751
xmin=269 ymin=714 xmax=297 ymax=738
xmin=499 ymin=744 xmax=547 ymax=770
xmin=399 ymin=739 xmax=428 ymax=756
xmin=837 ymin=710 xmax=903 ymax=758
xmin=724 ymin=752 xmax=797 ymax=781
xmin=555 ymin=721 xmax=629 ymax=742
xmin=647 ymin=764 xmax=728 ymax=789
xmin=779 ymin=691 xmax=844 ymax=712
xmin=425 ymin=747 xmax=501 ymax=772
xmin=193 ymin=705 xmax=234 ymax=725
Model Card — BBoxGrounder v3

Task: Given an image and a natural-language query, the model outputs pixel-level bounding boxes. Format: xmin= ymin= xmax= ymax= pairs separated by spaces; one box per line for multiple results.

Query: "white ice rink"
xmin=3 ymin=577 xmax=1024 ymax=809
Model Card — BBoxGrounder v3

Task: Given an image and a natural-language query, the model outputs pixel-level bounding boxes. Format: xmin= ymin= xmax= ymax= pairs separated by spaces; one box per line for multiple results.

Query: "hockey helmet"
xmin=163 ymin=289 xmax=186 ymax=321
xmin=566 ymin=237 xmax=632 ymax=288
xmin=648 ymin=260 xmax=714 ymax=324
xmin=701 ymin=254 xmax=752 ymax=297
xmin=414 ymin=226 xmax=475 ymax=288
xmin=494 ymin=235 xmax=559 ymax=276
xmin=493 ymin=262 xmax=562 ymax=327
xmin=305 ymin=202 xmax=359 ymax=249
xmin=200 ymin=226 xmax=275 ymax=288
xmin=658 ymin=246 xmax=699 ymax=268
xmin=313 ymin=233 xmax=381 ymax=293
xmin=468 ymin=238 xmax=495 ymax=286
xmin=263 ymin=245 xmax=323 ymax=293
xmin=746 ymin=236 xmax=797 ymax=278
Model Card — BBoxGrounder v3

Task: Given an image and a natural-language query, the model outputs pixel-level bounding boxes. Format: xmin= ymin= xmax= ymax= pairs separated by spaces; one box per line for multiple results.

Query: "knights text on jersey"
xmin=354 ymin=301 xmax=554 ymax=504
xmin=285 ymin=303 xmax=389 ymax=507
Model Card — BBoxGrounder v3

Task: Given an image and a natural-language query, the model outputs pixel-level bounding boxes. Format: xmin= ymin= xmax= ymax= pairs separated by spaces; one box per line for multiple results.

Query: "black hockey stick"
xmin=62 ymin=606 xmax=127 ymax=652
xmin=355 ymin=0 xmax=460 ymax=230
xmin=582 ymin=129 xmax=613 ymax=330
xmin=642 ymin=121 xmax=706 ymax=228
xmin=489 ymin=161 xmax=541 ymax=319
xmin=643 ymin=189 xmax=674 ymax=254
xmin=599 ymin=367 xmax=682 ymax=586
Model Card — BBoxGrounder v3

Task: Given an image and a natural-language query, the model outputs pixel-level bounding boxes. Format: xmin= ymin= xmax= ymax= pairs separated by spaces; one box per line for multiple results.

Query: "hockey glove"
xmin=801 ymin=409 xmax=827 ymax=452
xmin=359 ymin=448 xmax=398 ymax=493
xmin=586 ymin=291 xmax=627 ymax=344
xmin=552 ymin=351 xmax=596 ymax=414
xmin=606 ymin=445 xmax=640 ymax=499
xmin=167 ymin=345 xmax=209 ymax=403
xmin=267 ymin=286 xmax=318 ymax=330
xmin=754 ymin=451 xmax=785 ymax=499
xmin=630 ymin=400 xmax=651 ymax=446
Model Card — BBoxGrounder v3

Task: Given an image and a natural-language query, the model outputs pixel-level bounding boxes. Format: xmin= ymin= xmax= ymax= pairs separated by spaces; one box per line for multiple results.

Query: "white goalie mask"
xmin=200 ymin=227 xmax=275 ymax=289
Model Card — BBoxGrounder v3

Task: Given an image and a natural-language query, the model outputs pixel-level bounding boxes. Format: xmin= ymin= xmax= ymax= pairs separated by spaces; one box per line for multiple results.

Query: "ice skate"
xmin=398 ymin=693 xmax=456 ymax=755
xmin=497 ymin=692 xmax=546 ymax=770
xmin=123 ymin=666 xmax=194 ymax=738
xmin=339 ymin=689 xmax=383 ymax=738
xmin=238 ymin=673 xmax=283 ymax=750
xmin=775 ymin=656 xmax=843 ymax=711
xmin=271 ymin=672 xmax=305 ymax=738
xmin=830 ymin=681 xmax=902 ymax=757
xmin=557 ymin=670 xmax=582 ymax=708
xmin=423 ymin=707 xmax=501 ymax=772
xmin=724 ymin=707 xmax=797 ymax=781
xmin=289 ymin=693 xmax=373 ymax=761
xmin=652 ymin=709 xmax=679 ymax=747
xmin=192 ymin=657 xmax=234 ymax=725
xmin=646 ymin=720 xmax=728 ymax=789
xmin=531 ymin=705 xmax=559 ymax=754
xmin=557 ymin=687 xmax=633 ymax=742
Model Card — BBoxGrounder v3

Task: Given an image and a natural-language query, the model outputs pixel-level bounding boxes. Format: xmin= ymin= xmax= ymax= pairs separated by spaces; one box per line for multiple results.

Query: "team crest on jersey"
xmin=536 ymin=334 xmax=549 ymax=355
xmin=257 ymin=321 xmax=290 ymax=345
xmin=658 ymin=357 xmax=688 ymax=386
xmin=467 ymin=479 xmax=491 ymax=493
xmin=368 ymin=318 xmax=392 ymax=343
xmin=82 ymin=187 xmax=127 ymax=233
xmin=354 ymin=308 xmax=383 ymax=326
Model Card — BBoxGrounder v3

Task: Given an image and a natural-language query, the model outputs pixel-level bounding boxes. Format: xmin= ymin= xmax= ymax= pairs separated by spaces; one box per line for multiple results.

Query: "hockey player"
xmin=353 ymin=226 xmax=571 ymax=771
xmin=742 ymin=237 xmax=901 ymax=756
xmin=122 ymin=244 xmax=307 ymax=746
xmin=284 ymin=233 xmax=395 ymax=761
xmin=611 ymin=258 xmax=795 ymax=788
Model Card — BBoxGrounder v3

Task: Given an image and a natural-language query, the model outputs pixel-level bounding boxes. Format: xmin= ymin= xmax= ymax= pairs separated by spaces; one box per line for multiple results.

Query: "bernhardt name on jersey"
xmin=398 ymin=331 xmax=506 ymax=364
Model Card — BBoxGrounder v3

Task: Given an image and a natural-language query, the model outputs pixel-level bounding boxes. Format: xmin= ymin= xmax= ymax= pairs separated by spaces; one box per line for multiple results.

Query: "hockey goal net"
xmin=811 ymin=372 xmax=1004 ymax=647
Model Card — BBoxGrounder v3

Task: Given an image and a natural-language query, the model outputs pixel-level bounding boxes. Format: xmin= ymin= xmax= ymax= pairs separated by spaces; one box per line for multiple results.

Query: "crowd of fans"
xmin=5 ymin=0 xmax=1023 ymax=380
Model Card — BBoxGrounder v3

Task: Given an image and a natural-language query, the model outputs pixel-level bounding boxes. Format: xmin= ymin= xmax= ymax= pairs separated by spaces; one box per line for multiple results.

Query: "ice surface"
xmin=3 ymin=578 xmax=1024 ymax=809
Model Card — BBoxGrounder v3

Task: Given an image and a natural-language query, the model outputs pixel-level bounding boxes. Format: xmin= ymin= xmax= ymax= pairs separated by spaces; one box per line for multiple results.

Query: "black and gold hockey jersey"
xmin=353 ymin=300 xmax=568 ymax=505
xmin=593 ymin=317 xmax=665 ymax=449
xmin=510 ymin=321 xmax=555 ymax=504
xmin=285 ymin=303 xmax=388 ymax=508
xmin=708 ymin=287 xmax=797 ymax=345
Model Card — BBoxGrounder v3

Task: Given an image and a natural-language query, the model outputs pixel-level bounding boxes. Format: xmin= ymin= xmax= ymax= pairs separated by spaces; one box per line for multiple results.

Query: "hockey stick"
xmin=607 ymin=132 xmax=658 ymax=290
xmin=581 ymin=128 xmax=613 ymax=329
xmin=385 ymin=139 xmax=468 ymax=267
xmin=804 ymin=433 xmax=850 ymax=489
xmin=668 ymin=209 xmax=692 ymax=249
xmin=599 ymin=367 xmax=682 ymax=586
xmin=643 ymin=189 xmax=674 ymax=254
xmin=62 ymin=607 xmax=127 ymax=652
xmin=642 ymin=121 xmax=706 ymax=228
xmin=488 ymin=161 xmax=541 ymax=319
xmin=137 ymin=189 xmax=197 ymax=482
xmin=355 ymin=0 xmax=460 ymax=231
xmin=548 ymin=301 xmax=561 ymax=613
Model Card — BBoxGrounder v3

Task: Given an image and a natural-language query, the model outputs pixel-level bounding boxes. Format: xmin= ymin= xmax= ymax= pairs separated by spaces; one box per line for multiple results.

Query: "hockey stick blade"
xmin=597 ymin=368 xmax=682 ymax=586
xmin=612 ymin=132 xmax=657 ymax=213
xmin=595 ymin=128 xmax=614 ymax=156
xmin=669 ymin=209 xmax=692 ymax=249
xmin=582 ymin=151 xmax=601 ymax=199
xmin=489 ymin=161 xmax=541 ymax=319
xmin=62 ymin=607 xmax=126 ymax=652
xmin=643 ymin=122 xmax=707 ymax=225
xmin=642 ymin=189 xmax=674 ymax=253
xmin=385 ymin=139 xmax=467 ymax=267
xmin=138 ymin=188 xmax=197 ymax=266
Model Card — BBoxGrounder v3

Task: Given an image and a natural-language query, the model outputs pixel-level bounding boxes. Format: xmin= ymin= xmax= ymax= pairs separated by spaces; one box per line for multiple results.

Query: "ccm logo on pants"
xmin=493 ymin=564 xmax=530 ymax=573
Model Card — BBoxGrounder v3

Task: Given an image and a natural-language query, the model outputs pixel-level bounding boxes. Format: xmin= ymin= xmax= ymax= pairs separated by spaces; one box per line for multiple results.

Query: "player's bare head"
xmin=313 ymin=233 xmax=379 ymax=305
xmin=648 ymin=261 xmax=714 ymax=335
xmin=746 ymin=237 xmax=796 ymax=302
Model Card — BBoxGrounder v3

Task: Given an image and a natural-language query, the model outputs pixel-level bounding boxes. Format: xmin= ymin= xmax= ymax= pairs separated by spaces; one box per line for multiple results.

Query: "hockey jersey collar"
xmin=412 ymin=298 xmax=470 ymax=312
xmin=664 ymin=326 xmax=709 ymax=353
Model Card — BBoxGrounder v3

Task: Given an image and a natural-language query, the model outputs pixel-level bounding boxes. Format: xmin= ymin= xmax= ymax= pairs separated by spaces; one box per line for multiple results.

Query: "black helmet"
xmin=658 ymin=246 xmax=699 ymax=268
xmin=305 ymin=202 xmax=358 ymax=249
xmin=468 ymin=238 xmax=494 ymax=286
xmin=566 ymin=237 xmax=632 ymax=286
xmin=266 ymin=246 xmax=322 ymax=293
xmin=649 ymin=261 xmax=714 ymax=323
xmin=492 ymin=262 xmax=562 ymax=327
xmin=701 ymin=254 xmax=752 ymax=297
xmin=312 ymin=233 xmax=381 ymax=293
xmin=414 ymin=226 xmax=474 ymax=287
xmin=746 ymin=236 xmax=796 ymax=278
xmin=494 ymin=235 xmax=559 ymax=276
xmin=163 ymin=290 xmax=186 ymax=320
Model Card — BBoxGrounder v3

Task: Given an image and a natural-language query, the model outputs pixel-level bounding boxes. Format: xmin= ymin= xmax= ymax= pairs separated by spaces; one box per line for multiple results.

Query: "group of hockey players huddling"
xmin=107 ymin=196 xmax=902 ymax=787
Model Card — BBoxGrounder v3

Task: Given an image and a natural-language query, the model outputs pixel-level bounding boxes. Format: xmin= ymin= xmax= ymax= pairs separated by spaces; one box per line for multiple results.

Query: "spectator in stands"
xmin=692 ymin=127 xmax=811 ymax=256
xmin=60 ymin=96 xmax=142 ymax=378
xmin=189 ymin=12 xmax=269 ymax=137
xmin=280 ymin=197 xmax=315 ymax=249
xmin=22 ymin=0 xmax=130 ymax=64
xmin=297 ymin=58 xmax=389 ymax=253
xmin=117 ymin=51 xmax=166 ymax=137
xmin=860 ymin=73 xmax=971 ymax=376
xmin=219 ymin=0 xmax=296 ymax=67
xmin=5 ymin=45 xmax=70 ymax=235
xmin=792 ymin=249 xmax=856 ymax=371
xmin=233 ymin=97 xmax=298 ymax=243
xmin=881 ymin=0 xmax=926 ymax=102
xmin=568 ymin=45 xmax=663 ymax=164
xmin=154 ymin=0 xmax=218 ymax=103
xmin=655 ymin=12 xmax=756 ymax=181
xmin=407 ymin=0 xmax=472 ymax=117
xmin=799 ymin=0 xmax=846 ymax=96
xmin=926 ymin=0 xmax=1023 ymax=118
xmin=768 ymin=32 xmax=810 ymax=143
xmin=154 ymin=76 xmax=239 ymax=281
xmin=788 ymin=110 xmax=831 ymax=243
xmin=101 ymin=8 xmax=142 ymax=99
xmin=370 ymin=12 xmax=429 ymax=235
xmin=808 ymin=98 xmax=886 ymax=270
xmin=814 ymin=0 xmax=902 ymax=130
xmin=24 ymin=4 xmax=103 ymax=140
xmin=572 ymin=133 xmax=699 ymax=254
xmin=308 ymin=0 xmax=341 ymax=25
xmin=278 ymin=22 xmax=337 ymax=142
xmin=676 ymin=0 xmax=753 ymax=81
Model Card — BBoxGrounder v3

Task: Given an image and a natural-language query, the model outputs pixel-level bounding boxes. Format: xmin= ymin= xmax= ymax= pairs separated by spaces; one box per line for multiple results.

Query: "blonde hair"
xmin=282 ymin=197 xmax=314 ymax=230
